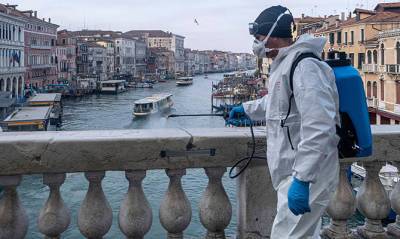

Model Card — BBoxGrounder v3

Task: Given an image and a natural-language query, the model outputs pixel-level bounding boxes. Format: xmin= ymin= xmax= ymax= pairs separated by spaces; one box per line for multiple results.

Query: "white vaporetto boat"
xmin=176 ymin=77 xmax=193 ymax=86
xmin=133 ymin=94 xmax=173 ymax=116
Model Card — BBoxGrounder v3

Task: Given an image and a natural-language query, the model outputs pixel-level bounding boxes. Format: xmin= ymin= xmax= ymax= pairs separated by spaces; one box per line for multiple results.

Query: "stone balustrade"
xmin=1 ymin=126 xmax=400 ymax=238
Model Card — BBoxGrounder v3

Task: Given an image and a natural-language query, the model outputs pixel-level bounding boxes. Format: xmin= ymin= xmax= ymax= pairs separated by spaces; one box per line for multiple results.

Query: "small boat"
xmin=176 ymin=77 xmax=193 ymax=86
xmin=133 ymin=94 xmax=173 ymax=117
xmin=134 ymin=83 xmax=154 ymax=88
xmin=100 ymin=80 xmax=127 ymax=94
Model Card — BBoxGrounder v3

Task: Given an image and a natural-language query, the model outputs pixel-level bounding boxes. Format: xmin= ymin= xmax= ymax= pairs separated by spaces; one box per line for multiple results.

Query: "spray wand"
xmin=167 ymin=112 xmax=266 ymax=178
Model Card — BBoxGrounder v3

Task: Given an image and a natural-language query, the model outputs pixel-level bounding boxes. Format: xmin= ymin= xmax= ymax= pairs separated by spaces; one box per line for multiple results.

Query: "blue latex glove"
xmin=229 ymin=105 xmax=245 ymax=120
xmin=287 ymin=177 xmax=311 ymax=216
xmin=226 ymin=105 xmax=246 ymax=127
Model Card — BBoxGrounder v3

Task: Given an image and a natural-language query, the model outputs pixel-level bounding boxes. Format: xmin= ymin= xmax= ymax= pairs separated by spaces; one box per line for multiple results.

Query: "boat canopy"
xmin=29 ymin=93 xmax=61 ymax=103
xmin=177 ymin=77 xmax=193 ymax=81
xmin=134 ymin=94 xmax=173 ymax=105
xmin=3 ymin=106 xmax=52 ymax=123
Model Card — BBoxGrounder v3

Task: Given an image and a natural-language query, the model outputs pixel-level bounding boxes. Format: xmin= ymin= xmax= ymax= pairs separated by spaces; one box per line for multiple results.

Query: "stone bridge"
xmin=0 ymin=126 xmax=399 ymax=238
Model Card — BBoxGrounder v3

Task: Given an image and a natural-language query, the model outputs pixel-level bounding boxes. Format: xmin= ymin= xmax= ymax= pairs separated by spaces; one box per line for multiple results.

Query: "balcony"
xmin=386 ymin=64 xmax=400 ymax=74
xmin=1 ymin=127 xmax=400 ymax=238
xmin=362 ymin=64 xmax=378 ymax=73
xmin=367 ymin=98 xmax=379 ymax=108
xmin=30 ymin=45 xmax=53 ymax=50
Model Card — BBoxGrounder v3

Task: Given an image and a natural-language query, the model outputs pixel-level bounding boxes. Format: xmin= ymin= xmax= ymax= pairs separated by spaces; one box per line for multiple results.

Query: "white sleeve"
xmin=292 ymin=58 xmax=339 ymax=183
xmin=242 ymin=95 xmax=268 ymax=121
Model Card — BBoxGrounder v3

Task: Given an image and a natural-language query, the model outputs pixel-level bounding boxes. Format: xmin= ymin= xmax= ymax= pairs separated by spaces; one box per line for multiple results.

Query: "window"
xmin=381 ymin=44 xmax=385 ymax=65
xmin=367 ymin=81 xmax=371 ymax=98
xmin=349 ymin=53 xmax=354 ymax=66
xmin=367 ymin=50 xmax=372 ymax=64
xmin=358 ymin=53 xmax=365 ymax=69
xmin=380 ymin=79 xmax=385 ymax=101
xmin=350 ymin=31 xmax=354 ymax=44
xmin=373 ymin=50 xmax=378 ymax=64
xmin=373 ymin=82 xmax=378 ymax=98
xmin=397 ymin=42 xmax=400 ymax=64
xmin=360 ymin=29 xmax=365 ymax=43
xmin=337 ymin=31 xmax=342 ymax=44
xmin=397 ymin=81 xmax=400 ymax=104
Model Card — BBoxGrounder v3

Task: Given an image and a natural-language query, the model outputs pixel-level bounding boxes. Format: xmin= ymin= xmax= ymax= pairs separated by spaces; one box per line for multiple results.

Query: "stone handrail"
xmin=1 ymin=126 xmax=400 ymax=238
xmin=0 ymin=127 xmax=275 ymax=239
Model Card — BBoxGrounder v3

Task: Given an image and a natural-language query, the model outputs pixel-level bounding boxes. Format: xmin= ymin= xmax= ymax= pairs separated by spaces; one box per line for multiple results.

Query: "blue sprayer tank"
xmin=326 ymin=51 xmax=372 ymax=158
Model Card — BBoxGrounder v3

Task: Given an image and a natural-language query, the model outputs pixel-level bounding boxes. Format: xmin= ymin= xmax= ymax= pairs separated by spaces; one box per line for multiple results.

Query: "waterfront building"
xmin=114 ymin=35 xmax=136 ymax=76
xmin=147 ymin=47 xmax=175 ymax=79
xmin=87 ymin=42 xmax=107 ymax=81
xmin=309 ymin=2 xmax=400 ymax=125
xmin=17 ymin=9 xmax=58 ymax=90
xmin=125 ymin=30 xmax=185 ymax=75
xmin=294 ymin=14 xmax=325 ymax=37
xmin=0 ymin=4 xmax=25 ymax=99
xmin=95 ymin=38 xmax=115 ymax=80
xmin=184 ymin=48 xmax=195 ymax=76
xmin=56 ymin=30 xmax=77 ymax=83
xmin=134 ymin=40 xmax=147 ymax=78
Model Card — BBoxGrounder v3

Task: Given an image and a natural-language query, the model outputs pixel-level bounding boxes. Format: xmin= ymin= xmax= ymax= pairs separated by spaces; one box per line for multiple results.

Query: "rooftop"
xmin=28 ymin=93 xmax=61 ymax=103
xmin=134 ymin=94 xmax=173 ymax=105
xmin=3 ymin=106 xmax=51 ymax=122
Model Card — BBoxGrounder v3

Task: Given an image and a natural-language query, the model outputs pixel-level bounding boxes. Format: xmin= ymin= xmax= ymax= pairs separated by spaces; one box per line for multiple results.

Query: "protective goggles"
xmin=248 ymin=9 xmax=293 ymax=36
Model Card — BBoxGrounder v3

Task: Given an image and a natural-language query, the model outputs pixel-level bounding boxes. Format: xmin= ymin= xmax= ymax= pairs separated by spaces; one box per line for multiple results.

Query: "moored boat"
xmin=1 ymin=106 xmax=52 ymax=131
xmin=28 ymin=93 xmax=62 ymax=126
xmin=176 ymin=77 xmax=193 ymax=86
xmin=100 ymin=80 xmax=127 ymax=94
xmin=133 ymin=94 xmax=173 ymax=117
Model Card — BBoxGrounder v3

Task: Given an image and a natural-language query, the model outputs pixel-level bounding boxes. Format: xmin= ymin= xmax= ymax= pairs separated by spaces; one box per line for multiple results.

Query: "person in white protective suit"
xmin=228 ymin=5 xmax=341 ymax=239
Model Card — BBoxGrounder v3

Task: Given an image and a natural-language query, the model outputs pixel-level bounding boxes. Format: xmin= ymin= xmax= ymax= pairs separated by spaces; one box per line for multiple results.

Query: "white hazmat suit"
xmin=243 ymin=34 xmax=340 ymax=238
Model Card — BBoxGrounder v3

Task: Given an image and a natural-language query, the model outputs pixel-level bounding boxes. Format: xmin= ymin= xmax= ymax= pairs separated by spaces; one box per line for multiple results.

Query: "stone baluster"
xmin=78 ymin=171 xmax=112 ymax=238
xmin=199 ymin=167 xmax=232 ymax=239
xmin=322 ymin=163 xmax=356 ymax=238
xmin=159 ymin=169 xmax=192 ymax=239
xmin=387 ymin=162 xmax=400 ymax=238
xmin=356 ymin=162 xmax=391 ymax=239
xmin=38 ymin=173 xmax=70 ymax=239
xmin=0 ymin=175 xmax=28 ymax=239
xmin=119 ymin=170 xmax=152 ymax=239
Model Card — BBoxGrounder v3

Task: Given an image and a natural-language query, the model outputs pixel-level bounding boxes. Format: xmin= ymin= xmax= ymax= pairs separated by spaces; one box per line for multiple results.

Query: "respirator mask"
xmin=249 ymin=9 xmax=293 ymax=58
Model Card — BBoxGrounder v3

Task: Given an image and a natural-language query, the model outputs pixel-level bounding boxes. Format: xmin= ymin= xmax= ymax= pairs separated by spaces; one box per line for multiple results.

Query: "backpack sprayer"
xmin=167 ymin=111 xmax=267 ymax=179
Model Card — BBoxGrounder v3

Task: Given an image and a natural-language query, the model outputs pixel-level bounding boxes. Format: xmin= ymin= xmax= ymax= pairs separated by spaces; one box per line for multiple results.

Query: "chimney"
xmin=341 ymin=12 xmax=345 ymax=21
xmin=324 ymin=15 xmax=327 ymax=19
xmin=34 ymin=11 xmax=37 ymax=18
xmin=48 ymin=18 xmax=51 ymax=23
xmin=335 ymin=19 xmax=340 ymax=27
xmin=42 ymin=18 xmax=45 ymax=21
xmin=302 ymin=13 xmax=305 ymax=19
xmin=348 ymin=12 xmax=352 ymax=20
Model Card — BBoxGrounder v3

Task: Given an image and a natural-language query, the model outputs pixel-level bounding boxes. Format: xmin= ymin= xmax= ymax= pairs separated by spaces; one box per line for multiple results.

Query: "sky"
xmin=5 ymin=0 xmax=399 ymax=53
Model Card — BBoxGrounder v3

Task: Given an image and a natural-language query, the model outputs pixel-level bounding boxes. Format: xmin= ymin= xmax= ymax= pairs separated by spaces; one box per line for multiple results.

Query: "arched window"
xmin=367 ymin=81 xmax=371 ymax=98
xmin=373 ymin=82 xmax=378 ymax=98
xmin=380 ymin=79 xmax=385 ymax=101
xmin=373 ymin=50 xmax=378 ymax=64
xmin=367 ymin=51 xmax=372 ymax=64
xmin=381 ymin=44 xmax=385 ymax=65
xmin=397 ymin=42 xmax=400 ymax=64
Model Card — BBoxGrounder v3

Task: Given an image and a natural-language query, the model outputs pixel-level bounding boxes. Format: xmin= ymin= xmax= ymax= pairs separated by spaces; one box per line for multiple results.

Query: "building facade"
xmin=310 ymin=2 xmax=400 ymax=125
xmin=135 ymin=40 xmax=147 ymax=78
xmin=125 ymin=30 xmax=185 ymax=75
xmin=20 ymin=10 xmax=58 ymax=90
xmin=0 ymin=5 xmax=25 ymax=99
xmin=114 ymin=36 xmax=136 ymax=76
xmin=56 ymin=30 xmax=77 ymax=83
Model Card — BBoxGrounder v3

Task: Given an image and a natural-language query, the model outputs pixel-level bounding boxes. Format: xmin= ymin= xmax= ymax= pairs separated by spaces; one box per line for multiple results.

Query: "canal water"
xmin=19 ymin=73 xmax=239 ymax=238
